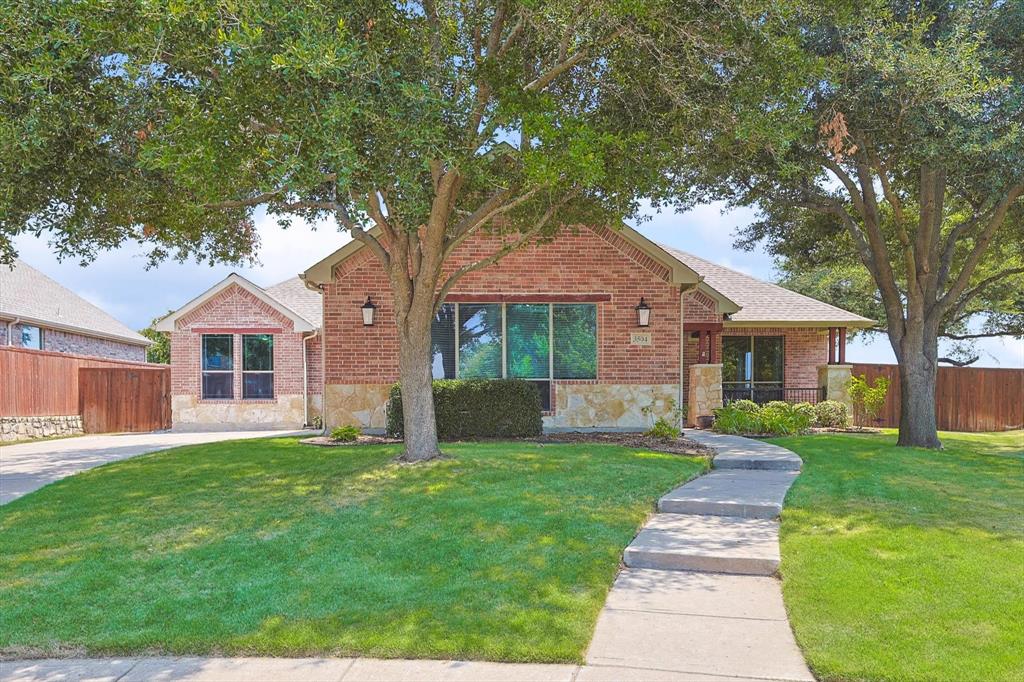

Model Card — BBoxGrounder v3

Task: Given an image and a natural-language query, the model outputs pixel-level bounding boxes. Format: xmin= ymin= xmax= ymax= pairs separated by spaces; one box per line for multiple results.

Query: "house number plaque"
xmin=630 ymin=332 xmax=652 ymax=346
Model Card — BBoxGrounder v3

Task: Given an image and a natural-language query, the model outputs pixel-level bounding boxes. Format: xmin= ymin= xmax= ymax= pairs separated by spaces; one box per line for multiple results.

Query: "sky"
xmin=9 ymin=202 xmax=1023 ymax=368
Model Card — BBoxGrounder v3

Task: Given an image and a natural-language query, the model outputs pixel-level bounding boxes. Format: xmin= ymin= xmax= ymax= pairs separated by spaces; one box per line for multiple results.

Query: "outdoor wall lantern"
xmin=635 ymin=297 xmax=651 ymax=327
xmin=361 ymin=296 xmax=378 ymax=326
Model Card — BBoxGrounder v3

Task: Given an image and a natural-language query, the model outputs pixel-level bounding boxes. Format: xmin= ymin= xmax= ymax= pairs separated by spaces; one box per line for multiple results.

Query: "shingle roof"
xmin=658 ymin=245 xmax=875 ymax=326
xmin=264 ymin=277 xmax=322 ymax=328
xmin=0 ymin=259 xmax=151 ymax=345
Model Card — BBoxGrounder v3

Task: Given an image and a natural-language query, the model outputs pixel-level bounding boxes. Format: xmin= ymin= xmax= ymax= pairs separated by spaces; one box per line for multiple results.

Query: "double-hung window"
xmin=431 ymin=302 xmax=598 ymax=410
xmin=242 ymin=334 xmax=274 ymax=399
xmin=201 ymin=334 xmax=234 ymax=399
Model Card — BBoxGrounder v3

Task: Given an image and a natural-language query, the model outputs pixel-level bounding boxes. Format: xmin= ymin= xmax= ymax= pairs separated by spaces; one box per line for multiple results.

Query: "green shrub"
xmin=730 ymin=399 xmax=760 ymax=413
xmin=792 ymin=402 xmax=816 ymax=420
xmin=386 ymin=379 xmax=543 ymax=440
xmin=848 ymin=374 xmax=890 ymax=425
xmin=713 ymin=405 xmax=762 ymax=434
xmin=642 ymin=398 xmax=684 ymax=439
xmin=330 ymin=424 xmax=361 ymax=442
xmin=814 ymin=400 xmax=850 ymax=428
xmin=714 ymin=401 xmax=813 ymax=436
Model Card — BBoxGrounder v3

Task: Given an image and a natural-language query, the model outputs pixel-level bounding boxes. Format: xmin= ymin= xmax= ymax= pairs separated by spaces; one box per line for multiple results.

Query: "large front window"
xmin=722 ymin=335 xmax=784 ymax=402
xmin=431 ymin=302 xmax=598 ymax=410
xmin=201 ymin=334 xmax=234 ymax=399
xmin=242 ymin=334 xmax=274 ymax=399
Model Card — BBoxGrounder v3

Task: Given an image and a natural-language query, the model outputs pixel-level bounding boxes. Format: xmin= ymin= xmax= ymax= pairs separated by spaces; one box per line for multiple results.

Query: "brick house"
xmin=155 ymin=274 xmax=323 ymax=429
xmin=0 ymin=259 xmax=151 ymax=361
xmin=161 ymin=224 xmax=870 ymax=431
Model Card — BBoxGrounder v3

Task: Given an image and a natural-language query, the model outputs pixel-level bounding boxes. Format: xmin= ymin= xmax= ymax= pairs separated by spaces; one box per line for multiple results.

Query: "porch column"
xmin=818 ymin=363 xmax=854 ymax=414
xmin=838 ymin=327 xmax=847 ymax=364
xmin=688 ymin=363 xmax=723 ymax=427
xmin=828 ymin=327 xmax=837 ymax=364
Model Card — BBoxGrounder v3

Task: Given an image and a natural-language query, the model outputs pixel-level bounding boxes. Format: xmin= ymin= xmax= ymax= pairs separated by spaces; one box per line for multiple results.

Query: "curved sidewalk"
xmin=1 ymin=432 xmax=813 ymax=682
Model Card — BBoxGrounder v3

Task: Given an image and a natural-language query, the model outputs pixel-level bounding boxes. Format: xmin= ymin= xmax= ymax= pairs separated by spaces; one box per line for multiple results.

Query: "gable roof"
xmin=0 ymin=259 xmax=151 ymax=346
xmin=154 ymin=273 xmax=319 ymax=332
xmin=659 ymin=246 xmax=875 ymax=327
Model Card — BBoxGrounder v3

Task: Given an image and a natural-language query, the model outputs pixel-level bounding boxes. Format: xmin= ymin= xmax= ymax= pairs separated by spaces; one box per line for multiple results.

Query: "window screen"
xmin=552 ymin=304 xmax=597 ymax=379
xmin=242 ymin=334 xmax=274 ymax=399
xmin=458 ymin=304 xmax=502 ymax=378
xmin=201 ymin=334 xmax=233 ymax=399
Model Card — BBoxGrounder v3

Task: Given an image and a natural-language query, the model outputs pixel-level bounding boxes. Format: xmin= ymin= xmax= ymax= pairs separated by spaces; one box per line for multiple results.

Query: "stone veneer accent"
xmin=1 ymin=415 xmax=83 ymax=442
xmin=546 ymin=383 xmax=680 ymax=430
xmin=324 ymin=384 xmax=392 ymax=429
xmin=171 ymin=394 xmax=310 ymax=429
xmin=818 ymin=364 xmax=854 ymax=412
xmin=688 ymin=363 xmax=724 ymax=424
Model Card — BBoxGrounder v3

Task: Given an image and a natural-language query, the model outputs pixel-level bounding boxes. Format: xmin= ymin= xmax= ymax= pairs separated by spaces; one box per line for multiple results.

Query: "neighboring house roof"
xmin=0 ymin=259 xmax=151 ymax=346
xmin=658 ymin=245 xmax=875 ymax=327
xmin=153 ymin=273 xmax=319 ymax=332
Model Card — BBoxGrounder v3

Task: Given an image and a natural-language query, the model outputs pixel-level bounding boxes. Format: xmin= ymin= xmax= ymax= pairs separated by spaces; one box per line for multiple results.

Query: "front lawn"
xmin=773 ymin=430 xmax=1024 ymax=682
xmin=0 ymin=438 xmax=704 ymax=662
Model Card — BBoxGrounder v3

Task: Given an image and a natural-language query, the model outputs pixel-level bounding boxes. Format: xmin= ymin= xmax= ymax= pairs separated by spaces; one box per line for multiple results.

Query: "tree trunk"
xmin=892 ymin=327 xmax=943 ymax=449
xmin=396 ymin=304 xmax=443 ymax=461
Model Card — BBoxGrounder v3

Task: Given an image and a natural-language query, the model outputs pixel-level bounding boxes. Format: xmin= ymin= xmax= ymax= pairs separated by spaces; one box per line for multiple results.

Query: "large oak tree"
xmin=676 ymin=0 xmax=1023 ymax=448
xmin=1 ymin=0 xmax=800 ymax=459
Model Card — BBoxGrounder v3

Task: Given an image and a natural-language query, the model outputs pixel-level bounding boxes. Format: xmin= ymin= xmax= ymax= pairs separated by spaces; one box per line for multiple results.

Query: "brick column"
xmin=688 ymin=363 xmax=723 ymax=427
xmin=818 ymin=363 xmax=853 ymax=413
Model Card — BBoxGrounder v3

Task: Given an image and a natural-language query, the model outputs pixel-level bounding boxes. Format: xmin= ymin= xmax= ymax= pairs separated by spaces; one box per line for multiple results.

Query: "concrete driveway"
xmin=0 ymin=430 xmax=312 ymax=505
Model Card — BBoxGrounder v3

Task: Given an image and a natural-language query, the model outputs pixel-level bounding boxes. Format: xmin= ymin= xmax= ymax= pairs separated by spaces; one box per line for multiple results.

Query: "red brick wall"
xmin=170 ymin=284 xmax=322 ymax=400
xmin=324 ymin=226 xmax=685 ymax=385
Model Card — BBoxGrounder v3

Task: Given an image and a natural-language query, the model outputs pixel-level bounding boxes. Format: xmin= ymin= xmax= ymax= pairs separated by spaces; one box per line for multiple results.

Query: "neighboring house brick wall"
xmin=169 ymin=284 xmax=322 ymax=429
xmin=42 ymin=328 xmax=147 ymax=362
xmin=4 ymin=322 xmax=145 ymax=361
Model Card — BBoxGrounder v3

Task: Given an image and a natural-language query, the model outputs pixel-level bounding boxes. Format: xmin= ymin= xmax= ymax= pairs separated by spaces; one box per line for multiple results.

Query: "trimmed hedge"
xmin=386 ymin=379 xmax=543 ymax=440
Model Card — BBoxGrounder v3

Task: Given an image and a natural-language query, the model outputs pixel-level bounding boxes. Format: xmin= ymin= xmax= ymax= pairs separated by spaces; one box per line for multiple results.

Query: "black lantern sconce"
xmin=361 ymin=296 xmax=378 ymax=326
xmin=635 ymin=297 xmax=651 ymax=327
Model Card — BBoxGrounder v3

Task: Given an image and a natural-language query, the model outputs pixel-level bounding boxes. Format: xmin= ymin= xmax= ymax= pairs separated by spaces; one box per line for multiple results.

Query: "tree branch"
xmin=524 ymin=25 xmax=627 ymax=92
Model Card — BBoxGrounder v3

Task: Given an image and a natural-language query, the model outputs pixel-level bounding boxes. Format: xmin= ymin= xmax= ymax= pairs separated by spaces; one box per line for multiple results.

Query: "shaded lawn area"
xmin=0 ymin=438 xmax=705 ymax=662
xmin=772 ymin=430 xmax=1024 ymax=682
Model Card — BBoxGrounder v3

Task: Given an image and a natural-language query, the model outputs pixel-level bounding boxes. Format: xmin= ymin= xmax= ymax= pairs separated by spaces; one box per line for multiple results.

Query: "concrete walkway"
xmin=0 ymin=431 xmax=812 ymax=682
xmin=584 ymin=429 xmax=814 ymax=681
xmin=0 ymin=430 xmax=311 ymax=505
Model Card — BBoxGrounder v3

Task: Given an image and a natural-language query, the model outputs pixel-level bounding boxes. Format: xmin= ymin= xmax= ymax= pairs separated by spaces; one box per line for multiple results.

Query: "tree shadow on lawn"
xmin=0 ymin=438 xmax=703 ymax=663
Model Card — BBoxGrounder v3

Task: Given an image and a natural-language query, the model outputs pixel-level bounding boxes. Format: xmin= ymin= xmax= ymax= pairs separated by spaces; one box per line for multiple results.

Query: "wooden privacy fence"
xmin=851 ymin=363 xmax=1024 ymax=432
xmin=1 ymin=346 xmax=170 ymax=433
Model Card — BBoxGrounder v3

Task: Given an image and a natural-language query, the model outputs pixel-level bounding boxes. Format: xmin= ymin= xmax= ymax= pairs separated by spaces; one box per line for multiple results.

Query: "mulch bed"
xmin=300 ymin=431 xmax=714 ymax=457
xmin=300 ymin=435 xmax=401 ymax=447
xmin=529 ymin=431 xmax=714 ymax=457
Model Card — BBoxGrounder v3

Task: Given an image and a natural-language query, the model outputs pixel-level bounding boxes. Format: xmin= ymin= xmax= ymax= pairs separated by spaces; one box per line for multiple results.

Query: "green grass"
xmin=0 ymin=438 xmax=705 ymax=662
xmin=772 ymin=430 xmax=1024 ymax=682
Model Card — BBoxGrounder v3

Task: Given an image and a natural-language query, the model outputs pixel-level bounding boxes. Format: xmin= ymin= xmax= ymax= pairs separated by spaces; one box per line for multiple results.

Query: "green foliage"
xmin=813 ymin=400 xmax=850 ymax=429
xmin=848 ymin=374 xmax=889 ymax=425
xmin=138 ymin=312 xmax=172 ymax=364
xmin=730 ymin=399 xmax=760 ymax=413
xmin=311 ymin=415 xmax=324 ymax=430
xmin=714 ymin=401 xmax=812 ymax=436
xmin=641 ymin=397 xmax=685 ymax=439
xmin=387 ymin=380 xmax=542 ymax=440
xmin=791 ymin=401 xmax=817 ymax=422
xmin=0 ymin=0 xmax=799 ymax=266
xmin=329 ymin=425 xmax=360 ymax=442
